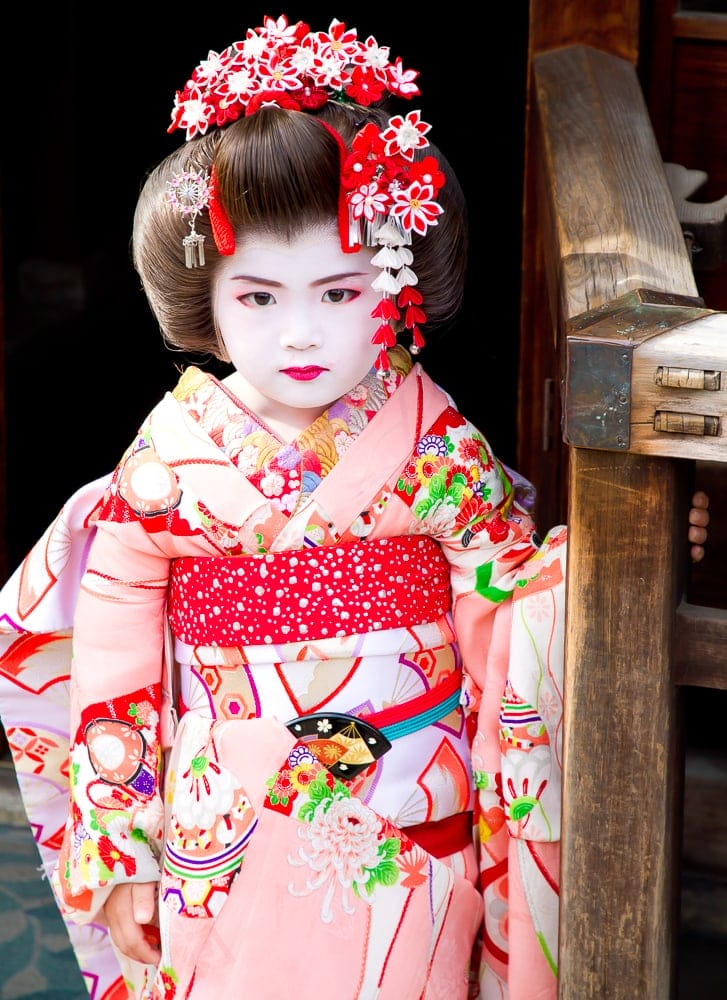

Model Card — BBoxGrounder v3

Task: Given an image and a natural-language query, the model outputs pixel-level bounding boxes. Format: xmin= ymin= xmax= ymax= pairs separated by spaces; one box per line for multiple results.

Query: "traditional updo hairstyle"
xmin=132 ymin=101 xmax=468 ymax=360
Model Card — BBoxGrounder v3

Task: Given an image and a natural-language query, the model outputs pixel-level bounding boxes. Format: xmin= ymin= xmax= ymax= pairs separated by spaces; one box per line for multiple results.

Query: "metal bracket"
xmin=563 ymin=289 xmax=707 ymax=450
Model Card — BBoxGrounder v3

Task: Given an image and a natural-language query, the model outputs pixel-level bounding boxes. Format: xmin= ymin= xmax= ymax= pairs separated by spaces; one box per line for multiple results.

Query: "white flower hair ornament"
xmin=166 ymin=169 xmax=212 ymax=268
xmin=165 ymin=14 xmax=445 ymax=376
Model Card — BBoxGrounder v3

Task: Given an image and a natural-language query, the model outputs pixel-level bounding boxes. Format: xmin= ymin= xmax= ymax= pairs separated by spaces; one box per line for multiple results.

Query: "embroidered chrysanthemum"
xmin=288 ymin=778 xmax=402 ymax=922
xmin=298 ymin=795 xmax=382 ymax=887
xmin=414 ymin=452 xmax=446 ymax=484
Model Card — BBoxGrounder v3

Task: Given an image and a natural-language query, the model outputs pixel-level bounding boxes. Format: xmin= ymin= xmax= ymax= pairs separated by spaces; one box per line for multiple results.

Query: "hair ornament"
xmin=167 ymin=14 xmax=445 ymax=373
xmin=207 ymin=166 xmax=236 ymax=256
xmin=167 ymin=15 xmax=420 ymax=140
xmin=166 ymin=169 xmax=212 ymax=268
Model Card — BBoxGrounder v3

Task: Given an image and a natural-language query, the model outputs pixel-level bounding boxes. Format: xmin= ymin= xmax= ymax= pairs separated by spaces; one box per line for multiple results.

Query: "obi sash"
xmin=168 ymin=535 xmax=451 ymax=646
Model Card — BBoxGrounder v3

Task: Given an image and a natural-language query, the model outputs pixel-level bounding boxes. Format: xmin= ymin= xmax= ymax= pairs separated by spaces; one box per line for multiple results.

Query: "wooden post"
xmin=560 ymin=448 xmax=688 ymax=997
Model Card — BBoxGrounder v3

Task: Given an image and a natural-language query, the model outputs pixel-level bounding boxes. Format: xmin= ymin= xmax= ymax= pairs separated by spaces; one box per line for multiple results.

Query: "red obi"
xmin=168 ymin=535 xmax=451 ymax=646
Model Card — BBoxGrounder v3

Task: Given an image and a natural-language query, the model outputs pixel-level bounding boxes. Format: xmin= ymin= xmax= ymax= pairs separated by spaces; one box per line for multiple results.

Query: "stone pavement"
xmin=0 ymin=761 xmax=86 ymax=999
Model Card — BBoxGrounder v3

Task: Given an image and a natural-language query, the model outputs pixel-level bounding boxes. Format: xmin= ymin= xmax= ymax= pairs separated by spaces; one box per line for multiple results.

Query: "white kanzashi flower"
xmin=196 ymin=50 xmax=226 ymax=84
xmin=359 ymin=37 xmax=390 ymax=73
xmin=372 ymin=270 xmax=402 ymax=294
xmin=371 ymin=246 xmax=401 ymax=268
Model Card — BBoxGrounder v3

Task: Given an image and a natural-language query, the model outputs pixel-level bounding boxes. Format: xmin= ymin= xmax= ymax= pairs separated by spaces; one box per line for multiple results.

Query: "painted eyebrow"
xmin=229 ymin=275 xmax=282 ymax=287
xmin=311 ymin=272 xmax=371 ymax=286
xmin=229 ymin=272 xmax=370 ymax=287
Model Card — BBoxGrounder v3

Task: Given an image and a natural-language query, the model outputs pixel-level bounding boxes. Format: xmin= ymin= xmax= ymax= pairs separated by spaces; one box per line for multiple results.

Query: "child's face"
xmin=213 ymin=223 xmax=383 ymax=429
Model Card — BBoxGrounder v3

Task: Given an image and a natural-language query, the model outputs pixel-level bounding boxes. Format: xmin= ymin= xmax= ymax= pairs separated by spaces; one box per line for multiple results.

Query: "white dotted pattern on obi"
xmin=168 ymin=536 xmax=451 ymax=646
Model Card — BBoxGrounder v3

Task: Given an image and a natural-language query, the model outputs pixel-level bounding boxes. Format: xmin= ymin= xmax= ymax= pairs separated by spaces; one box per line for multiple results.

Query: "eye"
xmin=322 ymin=288 xmax=358 ymax=304
xmin=239 ymin=291 xmax=276 ymax=306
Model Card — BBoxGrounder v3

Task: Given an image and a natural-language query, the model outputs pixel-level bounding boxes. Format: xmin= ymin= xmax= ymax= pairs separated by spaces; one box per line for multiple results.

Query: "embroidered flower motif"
xmin=418 ymin=433 xmax=451 ymax=459
xmin=128 ymin=700 xmax=158 ymax=728
xmin=523 ymin=590 xmax=556 ymax=623
xmin=259 ymin=469 xmax=286 ymax=498
xmin=396 ymin=459 xmax=420 ymax=496
xmin=502 ymin=747 xmax=552 ymax=837
xmin=98 ymin=834 xmax=136 ymax=878
xmin=176 ymin=753 xmax=238 ymax=830
xmin=458 ymin=434 xmax=492 ymax=466
xmin=288 ymin=773 xmax=401 ymax=922
xmin=267 ymin=767 xmax=298 ymax=809
xmin=289 ymin=760 xmax=320 ymax=793
xmin=152 ymin=966 xmax=178 ymax=1000
xmin=537 ymin=688 xmax=562 ymax=726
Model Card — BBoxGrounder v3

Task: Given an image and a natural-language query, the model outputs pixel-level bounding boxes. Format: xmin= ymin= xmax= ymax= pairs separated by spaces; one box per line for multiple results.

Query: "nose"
xmin=280 ymin=310 xmax=323 ymax=350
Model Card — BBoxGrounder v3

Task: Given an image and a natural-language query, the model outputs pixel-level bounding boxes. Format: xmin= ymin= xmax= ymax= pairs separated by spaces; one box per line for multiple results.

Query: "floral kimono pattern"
xmin=0 ymin=350 xmax=566 ymax=1000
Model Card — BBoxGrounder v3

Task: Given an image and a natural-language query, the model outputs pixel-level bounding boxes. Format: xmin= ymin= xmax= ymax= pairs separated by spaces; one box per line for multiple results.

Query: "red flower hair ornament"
xmin=164 ymin=14 xmax=445 ymax=375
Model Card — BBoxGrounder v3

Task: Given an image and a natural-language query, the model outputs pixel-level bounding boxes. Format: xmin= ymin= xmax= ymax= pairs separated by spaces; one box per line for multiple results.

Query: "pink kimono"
xmin=0 ymin=354 xmax=565 ymax=999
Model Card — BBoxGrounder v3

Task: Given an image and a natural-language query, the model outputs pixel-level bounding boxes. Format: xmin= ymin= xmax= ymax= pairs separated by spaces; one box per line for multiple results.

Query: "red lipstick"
xmin=282 ymin=366 xmax=326 ymax=381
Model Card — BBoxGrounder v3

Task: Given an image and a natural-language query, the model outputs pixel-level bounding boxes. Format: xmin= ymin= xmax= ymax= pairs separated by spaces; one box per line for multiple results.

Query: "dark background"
xmin=1 ymin=4 xmax=528 ymax=571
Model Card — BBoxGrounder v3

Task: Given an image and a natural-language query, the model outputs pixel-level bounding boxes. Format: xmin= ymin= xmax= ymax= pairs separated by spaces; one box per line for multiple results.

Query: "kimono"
xmin=0 ymin=349 xmax=566 ymax=1000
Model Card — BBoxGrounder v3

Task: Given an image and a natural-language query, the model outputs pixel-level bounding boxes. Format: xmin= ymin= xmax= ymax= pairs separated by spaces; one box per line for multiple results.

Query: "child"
xmin=0 ymin=14 xmax=710 ymax=1000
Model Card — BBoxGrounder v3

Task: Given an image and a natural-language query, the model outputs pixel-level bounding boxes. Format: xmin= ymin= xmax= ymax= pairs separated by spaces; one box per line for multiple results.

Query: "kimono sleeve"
xmin=55 ymin=509 xmax=172 ymax=923
xmin=391 ymin=401 xmax=542 ymax=686
xmin=397 ymin=404 xmax=566 ymax=996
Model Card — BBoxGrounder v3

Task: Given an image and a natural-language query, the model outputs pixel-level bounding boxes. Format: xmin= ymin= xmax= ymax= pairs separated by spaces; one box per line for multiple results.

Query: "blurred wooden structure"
xmin=521 ymin=3 xmax=727 ymax=997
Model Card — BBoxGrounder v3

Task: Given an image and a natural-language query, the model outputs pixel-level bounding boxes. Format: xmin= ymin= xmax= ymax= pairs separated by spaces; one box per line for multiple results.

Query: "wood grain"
xmin=530 ymin=40 xmax=712 ymax=1000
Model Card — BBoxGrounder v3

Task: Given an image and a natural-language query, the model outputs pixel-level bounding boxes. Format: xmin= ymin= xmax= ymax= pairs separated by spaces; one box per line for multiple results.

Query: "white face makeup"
xmin=214 ymin=223 xmax=382 ymax=441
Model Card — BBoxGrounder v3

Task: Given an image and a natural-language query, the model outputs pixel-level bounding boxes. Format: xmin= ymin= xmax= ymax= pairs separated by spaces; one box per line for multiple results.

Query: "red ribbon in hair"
xmin=319 ymin=120 xmax=360 ymax=254
xmin=209 ymin=165 xmax=236 ymax=256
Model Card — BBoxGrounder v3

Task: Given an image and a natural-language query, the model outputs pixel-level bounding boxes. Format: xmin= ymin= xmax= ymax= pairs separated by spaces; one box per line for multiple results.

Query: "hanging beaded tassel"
xmin=183 ymin=229 xmax=206 ymax=268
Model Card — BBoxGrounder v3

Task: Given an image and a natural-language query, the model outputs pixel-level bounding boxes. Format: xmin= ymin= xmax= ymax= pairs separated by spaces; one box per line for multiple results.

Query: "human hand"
xmin=103 ymin=881 xmax=161 ymax=965
xmin=688 ymin=490 xmax=710 ymax=563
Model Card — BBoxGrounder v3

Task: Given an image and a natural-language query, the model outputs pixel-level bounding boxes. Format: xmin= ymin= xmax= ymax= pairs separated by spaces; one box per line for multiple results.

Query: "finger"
xmin=689 ymin=509 xmax=710 ymax=529
xmin=132 ymin=881 xmax=158 ymax=926
xmin=689 ymin=525 xmax=708 ymax=545
xmin=116 ymin=919 xmax=161 ymax=965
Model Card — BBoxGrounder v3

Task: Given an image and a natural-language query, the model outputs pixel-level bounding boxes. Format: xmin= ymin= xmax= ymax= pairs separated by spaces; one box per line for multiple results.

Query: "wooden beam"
xmin=674 ymin=602 xmax=727 ymax=688
xmin=532 ymin=44 xmax=699 ymax=325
